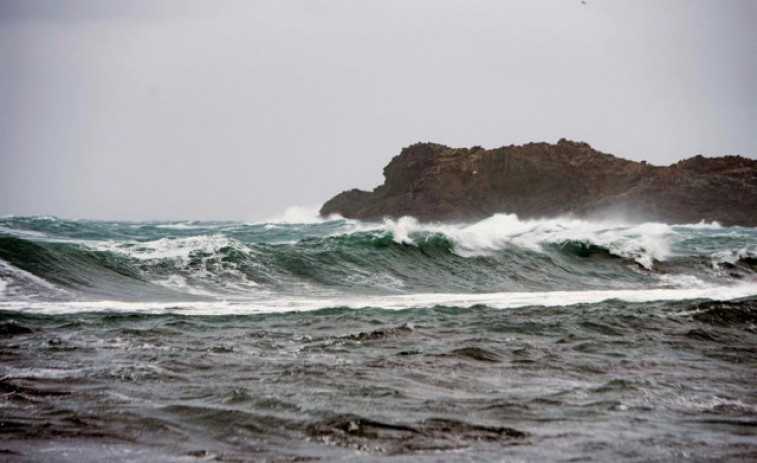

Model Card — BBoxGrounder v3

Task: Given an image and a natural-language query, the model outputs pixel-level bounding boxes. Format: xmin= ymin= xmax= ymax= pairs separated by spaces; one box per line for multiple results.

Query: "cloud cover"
xmin=1 ymin=0 xmax=755 ymax=220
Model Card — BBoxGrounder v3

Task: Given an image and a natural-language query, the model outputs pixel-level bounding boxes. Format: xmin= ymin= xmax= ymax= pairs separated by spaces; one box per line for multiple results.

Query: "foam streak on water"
xmin=1 ymin=284 xmax=756 ymax=316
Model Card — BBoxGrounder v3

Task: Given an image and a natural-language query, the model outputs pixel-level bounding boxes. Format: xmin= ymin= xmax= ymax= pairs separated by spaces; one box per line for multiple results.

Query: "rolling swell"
xmin=1 ymin=215 xmax=755 ymax=301
xmin=0 ymin=233 xmax=678 ymax=299
xmin=0 ymin=237 xmax=184 ymax=300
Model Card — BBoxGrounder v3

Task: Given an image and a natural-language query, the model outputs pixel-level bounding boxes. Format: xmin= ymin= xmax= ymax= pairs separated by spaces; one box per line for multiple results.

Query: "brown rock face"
xmin=320 ymin=140 xmax=757 ymax=226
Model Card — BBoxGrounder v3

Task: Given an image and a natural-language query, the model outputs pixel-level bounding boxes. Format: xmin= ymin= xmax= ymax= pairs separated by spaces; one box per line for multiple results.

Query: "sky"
xmin=1 ymin=0 xmax=755 ymax=221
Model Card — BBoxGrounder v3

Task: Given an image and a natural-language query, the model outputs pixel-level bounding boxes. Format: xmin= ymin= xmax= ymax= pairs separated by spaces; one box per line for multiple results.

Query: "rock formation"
xmin=320 ymin=139 xmax=757 ymax=226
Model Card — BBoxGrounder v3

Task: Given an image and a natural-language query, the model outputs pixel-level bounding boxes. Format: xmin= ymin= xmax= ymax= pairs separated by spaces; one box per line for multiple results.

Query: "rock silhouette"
xmin=320 ymin=139 xmax=757 ymax=226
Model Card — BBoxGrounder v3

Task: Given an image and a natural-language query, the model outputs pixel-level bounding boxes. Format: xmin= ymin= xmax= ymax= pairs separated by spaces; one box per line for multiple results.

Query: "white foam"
xmin=85 ymin=235 xmax=263 ymax=294
xmin=0 ymin=258 xmax=67 ymax=295
xmin=89 ymin=234 xmax=247 ymax=261
xmin=153 ymin=274 xmax=220 ymax=297
xmin=152 ymin=222 xmax=209 ymax=230
xmin=656 ymin=274 xmax=710 ymax=289
xmin=361 ymin=214 xmax=674 ymax=269
xmin=711 ymin=246 xmax=756 ymax=269
xmin=674 ymin=220 xmax=723 ymax=230
xmin=2 ymin=283 xmax=755 ymax=316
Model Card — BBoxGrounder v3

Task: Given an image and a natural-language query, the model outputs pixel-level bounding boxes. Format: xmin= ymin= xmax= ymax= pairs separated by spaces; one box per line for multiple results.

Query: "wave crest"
xmin=0 ymin=214 xmax=753 ymax=301
xmin=371 ymin=214 xmax=672 ymax=269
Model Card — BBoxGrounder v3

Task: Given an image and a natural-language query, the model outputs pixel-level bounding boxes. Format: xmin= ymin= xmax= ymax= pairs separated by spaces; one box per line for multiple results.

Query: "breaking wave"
xmin=0 ymin=214 xmax=754 ymax=307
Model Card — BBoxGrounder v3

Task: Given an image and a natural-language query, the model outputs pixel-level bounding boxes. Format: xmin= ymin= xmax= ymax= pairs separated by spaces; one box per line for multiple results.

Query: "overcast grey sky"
xmin=1 ymin=0 xmax=755 ymax=220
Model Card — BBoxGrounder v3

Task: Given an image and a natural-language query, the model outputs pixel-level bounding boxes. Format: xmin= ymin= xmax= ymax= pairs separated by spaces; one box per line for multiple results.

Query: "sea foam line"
xmin=1 ymin=283 xmax=755 ymax=316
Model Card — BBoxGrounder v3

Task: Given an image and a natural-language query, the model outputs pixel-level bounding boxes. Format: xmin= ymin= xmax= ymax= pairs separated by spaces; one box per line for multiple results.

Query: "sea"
xmin=1 ymin=212 xmax=756 ymax=462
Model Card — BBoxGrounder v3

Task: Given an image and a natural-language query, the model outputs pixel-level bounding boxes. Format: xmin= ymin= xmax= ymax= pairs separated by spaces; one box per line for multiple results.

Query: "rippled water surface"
xmin=1 ymin=216 xmax=756 ymax=461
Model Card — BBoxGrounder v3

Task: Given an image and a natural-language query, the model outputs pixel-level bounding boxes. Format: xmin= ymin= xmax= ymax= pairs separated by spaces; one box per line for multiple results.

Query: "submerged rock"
xmin=320 ymin=140 xmax=757 ymax=226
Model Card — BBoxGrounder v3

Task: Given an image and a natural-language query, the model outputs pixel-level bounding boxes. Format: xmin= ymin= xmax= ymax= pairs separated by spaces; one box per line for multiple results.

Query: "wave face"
xmin=1 ymin=214 xmax=755 ymax=307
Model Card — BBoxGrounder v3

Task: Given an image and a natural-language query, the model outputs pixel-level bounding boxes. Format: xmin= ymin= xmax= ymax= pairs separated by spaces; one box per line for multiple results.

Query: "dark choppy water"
xmin=1 ymin=215 xmax=756 ymax=461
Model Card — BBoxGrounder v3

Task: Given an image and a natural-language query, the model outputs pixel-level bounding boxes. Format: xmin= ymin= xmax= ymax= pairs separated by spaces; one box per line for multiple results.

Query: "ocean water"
xmin=1 ymin=213 xmax=756 ymax=462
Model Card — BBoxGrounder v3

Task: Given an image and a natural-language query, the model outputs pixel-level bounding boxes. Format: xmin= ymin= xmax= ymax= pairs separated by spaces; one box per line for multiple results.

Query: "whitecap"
xmin=361 ymin=213 xmax=674 ymax=269
xmin=88 ymin=234 xmax=247 ymax=261
xmin=710 ymin=246 xmax=756 ymax=269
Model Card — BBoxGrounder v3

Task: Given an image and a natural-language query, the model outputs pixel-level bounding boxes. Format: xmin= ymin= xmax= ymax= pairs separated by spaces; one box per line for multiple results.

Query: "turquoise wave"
xmin=0 ymin=215 xmax=754 ymax=301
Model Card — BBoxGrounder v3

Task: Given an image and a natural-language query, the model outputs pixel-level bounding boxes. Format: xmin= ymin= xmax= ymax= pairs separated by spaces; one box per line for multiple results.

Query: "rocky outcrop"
xmin=320 ymin=139 xmax=757 ymax=226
